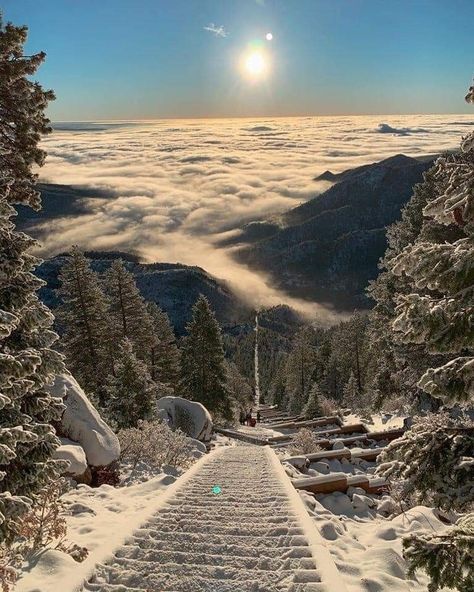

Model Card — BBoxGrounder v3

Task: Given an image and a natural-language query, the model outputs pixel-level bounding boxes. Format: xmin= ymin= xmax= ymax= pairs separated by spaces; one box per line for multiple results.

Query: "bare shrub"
xmin=16 ymin=479 xmax=88 ymax=562
xmin=0 ymin=544 xmax=22 ymax=592
xmin=289 ymin=428 xmax=323 ymax=455
xmin=318 ymin=395 xmax=338 ymax=417
xmin=118 ymin=420 xmax=197 ymax=475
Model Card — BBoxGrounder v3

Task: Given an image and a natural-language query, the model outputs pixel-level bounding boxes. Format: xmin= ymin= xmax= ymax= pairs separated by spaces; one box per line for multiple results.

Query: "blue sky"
xmin=2 ymin=0 xmax=473 ymax=119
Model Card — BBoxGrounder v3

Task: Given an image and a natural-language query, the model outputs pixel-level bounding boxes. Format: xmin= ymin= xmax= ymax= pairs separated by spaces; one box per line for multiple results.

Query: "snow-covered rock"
xmin=54 ymin=438 xmax=89 ymax=482
xmin=332 ymin=439 xmax=345 ymax=450
xmin=284 ymin=455 xmax=308 ymax=471
xmin=352 ymin=493 xmax=377 ymax=510
xmin=377 ymin=495 xmax=397 ymax=515
xmin=156 ymin=396 xmax=213 ymax=442
xmin=49 ymin=373 xmax=120 ymax=467
xmin=311 ymin=461 xmax=330 ymax=474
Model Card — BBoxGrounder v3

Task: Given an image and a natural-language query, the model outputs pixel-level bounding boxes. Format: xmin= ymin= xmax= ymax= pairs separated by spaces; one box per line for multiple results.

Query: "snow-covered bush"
xmin=0 ymin=544 xmax=22 ymax=592
xmin=1 ymin=480 xmax=88 ymax=592
xmin=403 ymin=514 xmax=473 ymax=592
xmin=377 ymin=412 xmax=474 ymax=511
xmin=289 ymin=428 xmax=322 ymax=455
xmin=118 ymin=420 xmax=196 ymax=474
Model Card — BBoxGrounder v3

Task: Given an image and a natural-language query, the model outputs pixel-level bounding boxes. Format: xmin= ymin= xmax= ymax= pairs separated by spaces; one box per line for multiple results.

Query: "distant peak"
xmin=314 ymin=170 xmax=337 ymax=181
xmin=378 ymin=154 xmax=416 ymax=166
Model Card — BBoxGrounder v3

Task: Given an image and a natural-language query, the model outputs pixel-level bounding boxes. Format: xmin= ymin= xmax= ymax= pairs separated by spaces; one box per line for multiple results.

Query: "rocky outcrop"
xmin=35 ymin=252 xmax=250 ymax=335
xmin=236 ymin=154 xmax=433 ymax=309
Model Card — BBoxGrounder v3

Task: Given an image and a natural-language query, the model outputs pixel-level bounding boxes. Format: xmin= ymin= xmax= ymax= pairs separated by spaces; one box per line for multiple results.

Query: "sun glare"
xmin=243 ymin=50 xmax=266 ymax=78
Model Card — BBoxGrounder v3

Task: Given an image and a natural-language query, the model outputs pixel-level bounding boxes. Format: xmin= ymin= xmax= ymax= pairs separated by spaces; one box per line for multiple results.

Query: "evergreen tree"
xmin=180 ymin=295 xmax=231 ymax=419
xmin=104 ymin=259 xmax=155 ymax=363
xmin=342 ymin=371 xmax=359 ymax=409
xmin=57 ymin=247 xmax=112 ymax=401
xmin=285 ymin=327 xmax=316 ymax=414
xmin=303 ymin=383 xmax=322 ymax=419
xmin=0 ymin=17 xmax=64 ymax=543
xmin=368 ymin=152 xmax=463 ymax=409
xmin=106 ymin=339 xmax=159 ymax=429
xmin=377 ymin=85 xmax=474 ymax=592
xmin=146 ymin=301 xmax=180 ymax=391
xmin=268 ymin=360 xmax=289 ymax=409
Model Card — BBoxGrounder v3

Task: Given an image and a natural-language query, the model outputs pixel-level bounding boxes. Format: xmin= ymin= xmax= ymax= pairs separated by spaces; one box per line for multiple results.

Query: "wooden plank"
xmin=213 ymin=427 xmax=268 ymax=446
xmin=364 ymin=478 xmax=389 ymax=494
xmin=293 ymin=473 xmax=348 ymax=494
xmin=339 ymin=423 xmax=369 ymax=434
xmin=351 ymin=447 xmax=385 ymax=462
xmin=367 ymin=429 xmax=404 ymax=442
xmin=346 ymin=475 xmax=370 ymax=489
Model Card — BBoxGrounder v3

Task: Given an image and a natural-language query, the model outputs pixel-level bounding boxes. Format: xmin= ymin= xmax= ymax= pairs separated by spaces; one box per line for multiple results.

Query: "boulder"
xmin=157 ymin=396 xmax=213 ymax=442
xmin=48 ymin=373 xmax=120 ymax=467
xmin=53 ymin=438 xmax=91 ymax=484
xmin=284 ymin=456 xmax=309 ymax=471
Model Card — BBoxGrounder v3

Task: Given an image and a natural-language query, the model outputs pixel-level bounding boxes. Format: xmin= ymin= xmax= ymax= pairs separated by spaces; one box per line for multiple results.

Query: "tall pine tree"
xmin=285 ymin=327 xmax=316 ymax=414
xmin=106 ymin=339 xmax=158 ymax=429
xmin=104 ymin=259 xmax=155 ymax=364
xmin=57 ymin=247 xmax=112 ymax=401
xmin=147 ymin=301 xmax=180 ymax=391
xmin=180 ymin=295 xmax=232 ymax=420
xmin=0 ymin=17 xmax=64 ymax=543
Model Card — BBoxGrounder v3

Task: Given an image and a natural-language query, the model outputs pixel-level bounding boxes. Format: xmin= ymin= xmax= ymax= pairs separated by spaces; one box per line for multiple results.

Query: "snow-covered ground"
xmin=274 ymin=412 xmax=450 ymax=592
xmin=82 ymin=445 xmax=346 ymax=592
xmin=16 ymin=446 xmax=210 ymax=592
xmin=301 ymin=491 xmax=449 ymax=592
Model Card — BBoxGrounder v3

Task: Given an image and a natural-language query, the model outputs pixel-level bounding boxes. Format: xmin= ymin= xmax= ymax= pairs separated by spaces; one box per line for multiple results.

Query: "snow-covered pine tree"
xmin=285 ymin=327 xmax=316 ymax=414
xmin=180 ymin=295 xmax=232 ymax=420
xmin=377 ymin=84 xmax=474 ymax=592
xmin=0 ymin=17 xmax=65 ymax=543
xmin=106 ymin=338 xmax=159 ymax=429
xmin=342 ymin=371 xmax=359 ymax=409
xmin=367 ymin=149 xmax=463 ymax=409
xmin=57 ymin=247 xmax=112 ymax=402
xmin=146 ymin=301 xmax=180 ymax=391
xmin=303 ymin=383 xmax=322 ymax=419
xmin=104 ymin=259 xmax=155 ymax=364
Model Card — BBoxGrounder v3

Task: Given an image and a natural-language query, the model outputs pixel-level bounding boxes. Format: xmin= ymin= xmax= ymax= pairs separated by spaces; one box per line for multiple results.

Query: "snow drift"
xmin=156 ymin=396 xmax=213 ymax=442
xmin=49 ymin=373 xmax=120 ymax=467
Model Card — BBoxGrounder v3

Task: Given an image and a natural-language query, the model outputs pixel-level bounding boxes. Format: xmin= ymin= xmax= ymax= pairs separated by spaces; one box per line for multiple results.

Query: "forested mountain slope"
xmin=235 ymin=154 xmax=433 ymax=308
xmin=36 ymin=252 xmax=251 ymax=334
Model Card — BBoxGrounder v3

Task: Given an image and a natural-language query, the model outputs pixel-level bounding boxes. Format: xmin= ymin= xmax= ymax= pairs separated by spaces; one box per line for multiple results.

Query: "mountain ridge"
xmin=233 ymin=154 xmax=433 ymax=308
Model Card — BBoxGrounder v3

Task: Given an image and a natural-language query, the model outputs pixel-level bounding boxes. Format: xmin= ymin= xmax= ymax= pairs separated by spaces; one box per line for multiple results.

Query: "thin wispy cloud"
xmin=203 ymin=23 xmax=228 ymax=38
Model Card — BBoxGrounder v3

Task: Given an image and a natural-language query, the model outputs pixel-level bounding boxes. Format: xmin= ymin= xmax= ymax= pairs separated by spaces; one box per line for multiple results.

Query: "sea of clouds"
xmin=37 ymin=114 xmax=472 ymax=315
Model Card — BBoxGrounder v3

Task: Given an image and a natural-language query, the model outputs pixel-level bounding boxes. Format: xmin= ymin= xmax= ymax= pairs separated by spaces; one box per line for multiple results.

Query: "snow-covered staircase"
xmin=83 ymin=446 xmax=346 ymax=592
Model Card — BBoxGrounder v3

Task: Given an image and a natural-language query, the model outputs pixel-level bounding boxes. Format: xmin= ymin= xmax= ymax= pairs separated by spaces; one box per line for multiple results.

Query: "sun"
xmin=243 ymin=50 xmax=266 ymax=77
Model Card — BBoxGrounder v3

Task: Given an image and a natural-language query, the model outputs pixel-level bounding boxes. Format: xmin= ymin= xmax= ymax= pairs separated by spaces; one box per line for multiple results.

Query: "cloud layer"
xmin=36 ymin=115 xmax=471 ymax=316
